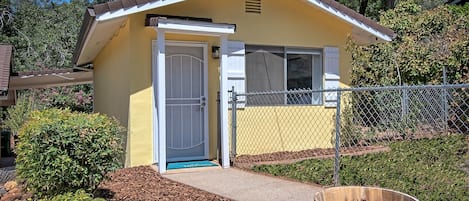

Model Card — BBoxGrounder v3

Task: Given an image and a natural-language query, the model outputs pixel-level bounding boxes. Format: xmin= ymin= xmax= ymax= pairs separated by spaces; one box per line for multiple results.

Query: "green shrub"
xmin=254 ymin=135 xmax=469 ymax=200
xmin=16 ymin=109 xmax=125 ymax=197
xmin=40 ymin=190 xmax=105 ymax=201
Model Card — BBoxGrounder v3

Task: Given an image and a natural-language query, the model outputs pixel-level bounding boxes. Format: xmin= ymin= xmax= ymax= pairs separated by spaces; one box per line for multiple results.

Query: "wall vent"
xmin=245 ymin=0 xmax=261 ymax=14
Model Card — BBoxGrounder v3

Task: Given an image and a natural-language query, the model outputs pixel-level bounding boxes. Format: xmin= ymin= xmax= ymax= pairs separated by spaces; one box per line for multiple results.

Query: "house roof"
xmin=73 ymin=0 xmax=395 ymax=66
xmin=93 ymin=0 xmax=164 ymax=15
xmin=91 ymin=0 xmax=394 ymax=38
xmin=0 ymin=45 xmax=12 ymax=92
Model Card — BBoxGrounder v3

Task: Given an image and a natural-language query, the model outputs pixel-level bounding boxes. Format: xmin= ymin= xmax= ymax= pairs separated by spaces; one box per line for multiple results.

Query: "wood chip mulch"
xmin=233 ymin=145 xmax=390 ymax=168
xmin=95 ymin=166 xmax=231 ymax=201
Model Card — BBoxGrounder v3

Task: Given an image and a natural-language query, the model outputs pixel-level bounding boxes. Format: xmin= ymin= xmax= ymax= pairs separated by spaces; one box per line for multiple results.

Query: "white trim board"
xmin=155 ymin=18 xmax=236 ymax=36
xmin=306 ymin=0 xmax=392 ymax=42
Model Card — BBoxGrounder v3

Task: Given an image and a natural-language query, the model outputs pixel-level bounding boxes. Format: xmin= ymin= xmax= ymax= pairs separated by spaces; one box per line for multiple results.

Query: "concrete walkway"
xmin=163 ymin=167 xmax=322 ymax=201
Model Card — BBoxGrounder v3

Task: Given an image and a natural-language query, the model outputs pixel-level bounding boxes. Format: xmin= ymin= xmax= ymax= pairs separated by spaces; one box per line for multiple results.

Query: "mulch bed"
xmin=233 ymin=145 xmax=390 ymax=168
xmin=95 ymin=166 xmax=231 ymax=201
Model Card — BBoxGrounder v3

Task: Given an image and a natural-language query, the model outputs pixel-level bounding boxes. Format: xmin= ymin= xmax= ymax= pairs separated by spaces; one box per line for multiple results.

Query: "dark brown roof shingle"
xmin=93 ymin=0 xmax=158 ymax=15
xmin=0 ymin=45 xmax=12 ymax=92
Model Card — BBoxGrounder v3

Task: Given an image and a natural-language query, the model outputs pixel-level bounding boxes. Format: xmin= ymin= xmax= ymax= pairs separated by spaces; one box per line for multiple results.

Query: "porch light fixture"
xmin=212 ymin=46 xmax=220 ymax=59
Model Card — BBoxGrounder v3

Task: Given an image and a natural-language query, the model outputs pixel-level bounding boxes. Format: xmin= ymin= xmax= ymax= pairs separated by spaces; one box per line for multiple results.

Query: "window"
xmin=246 ymin=45 xmax=323 ymax=105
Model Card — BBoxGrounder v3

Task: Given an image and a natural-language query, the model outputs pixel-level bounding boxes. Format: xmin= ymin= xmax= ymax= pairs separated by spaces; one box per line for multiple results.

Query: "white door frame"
xmin=163 ymin=41 xmax=209 ymax=162
xmin=152 ymin=21 xmax=234 ymax=173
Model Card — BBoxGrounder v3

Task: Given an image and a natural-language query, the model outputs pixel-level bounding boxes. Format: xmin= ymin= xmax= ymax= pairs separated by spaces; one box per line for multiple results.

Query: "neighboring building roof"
xmin=0 ymin=45 xmax=12 ymax=93
xmin=0 ymin=45 xmax=92 ymax=106
xmin=9 ymin=69 xmax=93 ymax=90
xmin=73 ymin=0 xmax=395 ymax=66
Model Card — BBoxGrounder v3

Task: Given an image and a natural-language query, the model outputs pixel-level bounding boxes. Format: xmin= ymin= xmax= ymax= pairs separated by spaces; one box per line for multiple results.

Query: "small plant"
xmin=16 ymin=109 xmax=125 ymax=197
xmin=3 ymin=96 xmax=33 ymax=152
xmin=336 ymin=99 xmax=365 ymax=147
xmin=40 ymin=190 xmax=105 ymax=201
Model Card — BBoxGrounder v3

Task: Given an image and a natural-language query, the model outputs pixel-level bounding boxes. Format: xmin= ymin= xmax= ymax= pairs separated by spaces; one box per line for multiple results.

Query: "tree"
xmin=337 ymin=0 xmax=448 ymax=20
xmin=4 ymin=0 xmax=87 ymax=71
xmin=348 ymin=0 xmax=469 ymax=86
xmin=337 ymin=0 xmax=387 ymax=19
xmin=0 ymin=0 xmax=96 ymax=140
xmin=0 ymin=0 xmax=12 ymax=30
xmin=0 ymin=0 xmax=95 ymax=111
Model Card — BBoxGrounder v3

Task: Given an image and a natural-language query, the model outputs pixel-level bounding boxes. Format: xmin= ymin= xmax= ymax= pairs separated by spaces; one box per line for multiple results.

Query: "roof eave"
xmin=95 ymin=0 xmax=186 ymax=22
xmin=73 ymin=0 xmax=187 ymax=66
xmin=307 ymin=0 xmax=395 ymax=43
xmin=72 ymin=8 xmax=96 ymax=65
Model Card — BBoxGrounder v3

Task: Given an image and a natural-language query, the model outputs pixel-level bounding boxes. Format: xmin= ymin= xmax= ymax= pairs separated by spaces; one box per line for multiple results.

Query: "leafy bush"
xmin=40 ymin=190 xmax=105 ymax=201
xmin=16 ymin=109 xmax=125 ymax=197
xmin=349 ymin=1 xmax=469 ymax=86
xmin=253 ymin=135 xmax=469 ymax=200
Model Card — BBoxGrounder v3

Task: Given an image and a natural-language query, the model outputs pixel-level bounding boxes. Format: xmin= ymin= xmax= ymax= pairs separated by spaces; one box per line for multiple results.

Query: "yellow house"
xmin=72 ymin=0 xmax=394 ymax=173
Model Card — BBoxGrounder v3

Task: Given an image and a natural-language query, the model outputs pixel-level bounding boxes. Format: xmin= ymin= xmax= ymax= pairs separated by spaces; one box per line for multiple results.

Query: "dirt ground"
xmin=95 ymin=166 xmax=232 ymax=201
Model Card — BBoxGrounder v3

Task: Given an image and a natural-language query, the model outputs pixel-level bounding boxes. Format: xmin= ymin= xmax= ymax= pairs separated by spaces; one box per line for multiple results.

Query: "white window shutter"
xmin=227 ymin=41 xmax=246 ymax=108
xmin=324 ymin=47 xmax=340 ymax=107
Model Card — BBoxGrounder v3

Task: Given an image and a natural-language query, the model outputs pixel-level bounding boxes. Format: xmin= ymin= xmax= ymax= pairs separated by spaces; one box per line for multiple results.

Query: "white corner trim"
xmin=156 ymin=30 xmax=167 ymax=174
xmin=307 ymin=0 xmax=392 ymax=42
xmin=219 ymin=35 xmax=230 ymax=168
xmin=156 ymin=19 xmax=236 ymax=36
xmin=96 ymin=0 xmax=185 ymax=22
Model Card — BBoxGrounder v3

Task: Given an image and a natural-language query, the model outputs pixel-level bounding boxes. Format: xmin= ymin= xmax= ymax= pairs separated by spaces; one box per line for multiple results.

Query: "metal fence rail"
xmin=229 ymin=84 xmax=469 ymax=186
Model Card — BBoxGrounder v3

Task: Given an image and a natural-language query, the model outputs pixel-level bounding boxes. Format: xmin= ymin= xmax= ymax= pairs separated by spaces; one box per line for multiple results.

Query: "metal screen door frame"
xmin=165 ymin=41 xmax=209 ymax=162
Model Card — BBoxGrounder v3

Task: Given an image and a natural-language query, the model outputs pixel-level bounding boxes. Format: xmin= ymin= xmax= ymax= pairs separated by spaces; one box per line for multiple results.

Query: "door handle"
xmin=200 ymin=96 xmax=206 ymax=109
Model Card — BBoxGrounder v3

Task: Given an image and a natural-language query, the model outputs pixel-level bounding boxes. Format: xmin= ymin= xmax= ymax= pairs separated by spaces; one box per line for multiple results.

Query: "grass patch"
xmin=253 ymin=135 xmax=469 ymax=201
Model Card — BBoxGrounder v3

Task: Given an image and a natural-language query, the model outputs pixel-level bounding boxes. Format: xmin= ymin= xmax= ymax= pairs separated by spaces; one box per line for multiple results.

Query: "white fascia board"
xmin=307 ymin=0 xmax=392 ymax=42
xmin=157 ymin=19 xmax=236 ymax=36
xmin=96 ymin=0 xmax=185 ymax=22
xmin=77 ymin=20 xmax=97 ymax=65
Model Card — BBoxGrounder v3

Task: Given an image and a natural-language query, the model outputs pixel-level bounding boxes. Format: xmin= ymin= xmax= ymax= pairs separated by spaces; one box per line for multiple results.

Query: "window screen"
xmin=246 ymin=46 xmax=284 ymax=92
xmin=245 ymin=46 xmax=285 ymax=105
xmin=245 ymin=45 xmax=323 ymax=106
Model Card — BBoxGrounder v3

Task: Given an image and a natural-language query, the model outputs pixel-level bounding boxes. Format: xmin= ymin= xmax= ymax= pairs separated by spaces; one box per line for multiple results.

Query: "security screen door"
xmin=165 ymin=43 xmax=208 ymax=162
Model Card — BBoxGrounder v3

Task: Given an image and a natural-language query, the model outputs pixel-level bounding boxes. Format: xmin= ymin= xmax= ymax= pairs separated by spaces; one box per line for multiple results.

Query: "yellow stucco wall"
xmin=93 ymin=19 xmax=132 ymax=166
xmin=94 ymin=0 xmax=354 ymax=166
xmin=234 ymin=106 xmax=337 ymax=155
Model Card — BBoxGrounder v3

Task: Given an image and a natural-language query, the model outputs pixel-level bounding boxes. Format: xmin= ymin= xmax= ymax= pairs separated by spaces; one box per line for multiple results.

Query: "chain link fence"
xmin=229 ymin=84 xmax=469 ymax=187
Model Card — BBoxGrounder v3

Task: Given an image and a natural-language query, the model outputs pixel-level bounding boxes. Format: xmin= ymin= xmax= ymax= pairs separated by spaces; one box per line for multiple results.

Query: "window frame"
xmin=245 ymin=45 xmax=324 ymax=106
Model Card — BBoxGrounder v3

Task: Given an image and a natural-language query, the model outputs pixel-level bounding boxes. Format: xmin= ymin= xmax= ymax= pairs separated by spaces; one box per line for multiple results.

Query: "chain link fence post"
xmin=442 ymin=66 xmax=448 ymax=133
xmin=334 ymin=89 xmax=342 ymax=186
xmin=231 ymin=86 xmax=237 ymax=158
